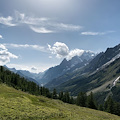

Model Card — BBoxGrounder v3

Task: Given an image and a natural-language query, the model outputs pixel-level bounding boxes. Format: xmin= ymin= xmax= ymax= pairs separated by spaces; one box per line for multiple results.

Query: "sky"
xmin=0 ymin=0 xmax=120 ymax=73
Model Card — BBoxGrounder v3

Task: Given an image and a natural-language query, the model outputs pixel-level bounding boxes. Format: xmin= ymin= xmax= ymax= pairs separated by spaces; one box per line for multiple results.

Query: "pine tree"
xmin=104 ymin=96 xmax=114 ymax=114
xmin=114 ymin=102 xmax=120 ymax=116
xmin=98 ymin=104 xmax=103 ymax=111
xmin=86 ymin=92 xmax=97 ymax=109
xmin=70 ymin=96 xmax=74 ymax=104
xmin=52 ymin=88 xmax=57 ymax=99
xmin=76 ymin=92 xmax=87 ymax=107
xmin=58 ymin=91 xmax=64 ymax=100
xmin=65 ymin=91 xmax=70 ymax=103
xmin=0 ymin=66 xmax=4 ymax=72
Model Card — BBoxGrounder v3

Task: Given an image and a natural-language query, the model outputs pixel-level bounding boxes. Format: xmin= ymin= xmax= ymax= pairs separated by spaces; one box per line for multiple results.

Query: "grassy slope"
xmin=0 ymin=84 xmax=120 ymax=120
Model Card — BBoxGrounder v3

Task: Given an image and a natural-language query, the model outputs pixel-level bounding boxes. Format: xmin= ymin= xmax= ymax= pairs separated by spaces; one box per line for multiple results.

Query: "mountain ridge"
xmin=49 ymin=44 xmax=120 ymax=104
xmin=41 ymin=50 xmax=96 ymax=85
xmin=45 ymin=44 xmax=120 ymax=90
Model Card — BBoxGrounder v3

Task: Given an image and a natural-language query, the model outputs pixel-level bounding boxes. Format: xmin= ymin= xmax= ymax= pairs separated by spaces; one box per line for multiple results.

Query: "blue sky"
xmin=0 ymin=0 xmax=120 ymax=73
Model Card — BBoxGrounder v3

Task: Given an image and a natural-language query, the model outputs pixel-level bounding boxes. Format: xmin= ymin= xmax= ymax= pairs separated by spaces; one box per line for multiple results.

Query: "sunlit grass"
xmin=0 ymin=84 xmax=120 ymax=120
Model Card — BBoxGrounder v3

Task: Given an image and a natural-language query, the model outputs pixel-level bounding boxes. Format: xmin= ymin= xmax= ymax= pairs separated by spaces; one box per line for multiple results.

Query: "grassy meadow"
xmin=0 ymin=84 xmax=120 ymax=120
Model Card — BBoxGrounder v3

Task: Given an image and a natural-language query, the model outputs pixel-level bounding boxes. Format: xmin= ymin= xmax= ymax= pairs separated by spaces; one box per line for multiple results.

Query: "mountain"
xmin=83 ymin=44 xmax=120 ymax=72
xmin=49 ymin=44 xmax=120 ymax=103
xmin=4 ymin=66 xmax=45 ymax=85
xmin=0 ymin=84 xmax=120 ymax=120
xmin=16 ymin=70 xmax=39 ymax=85
xmin=41 ymin=51 xmax=96 ymax=85
xmin=45 ymin=44 xmax=120 ymax=90
xmin=5 ymin=50 xmax=95 ymax=86
xmin=16 ymin=70 xmax=45 ymax=85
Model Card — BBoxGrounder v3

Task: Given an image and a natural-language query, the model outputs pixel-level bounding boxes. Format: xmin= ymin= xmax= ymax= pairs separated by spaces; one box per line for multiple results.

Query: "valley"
xmin=0 ymin=0 xmax=120 ymax=119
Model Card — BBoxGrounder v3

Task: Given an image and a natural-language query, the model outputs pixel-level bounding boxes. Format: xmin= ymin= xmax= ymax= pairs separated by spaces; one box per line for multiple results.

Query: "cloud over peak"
xmin=67 ymin=49 xmax=84 ymax=60
xmin=48 ymin=42 xmax=87 ymax=60
xmin=48 ymin=42 xmax=69 ymax=58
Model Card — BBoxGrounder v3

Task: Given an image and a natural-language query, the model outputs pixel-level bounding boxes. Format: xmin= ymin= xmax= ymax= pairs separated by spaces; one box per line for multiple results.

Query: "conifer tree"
xmin=104 ymin=96 xmax=114 ymax=114
xmin=65 ymin=91 xmax=70 ymax=103
xmin=52 ymin=88 xmax=57 ymax=99
xmin=58 ymin=91 xmax=64 ymax=100
xmin=76 ymin=92 xmax=87 ymax=107
xmin=86 ymin=92 xmax=97 ymax=109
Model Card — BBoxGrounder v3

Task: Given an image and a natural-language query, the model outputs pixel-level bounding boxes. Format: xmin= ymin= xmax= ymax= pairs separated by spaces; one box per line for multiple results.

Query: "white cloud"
xmin=30 ymin=26 xmax=54 ymax=33
xmin=6 ymin=64 xmax=39 ymax=73
xmin=48 ymin=42 xmax=69 ymax=58
xmin=0 ymin=35 xmax=3 ymax=39
xmin=81 ymin=31 xmax=115 ymax=36
xmin=0 ymin=16 xmax=16 ymax=26
xmin=31 ymin=67 xmax=37 ymax=71
xmin=0 ymin=11 xmax=82 ymax=33
xmin=4 ymin=43 xmax=46 ymax=52
xmin=55 ymin=23 xmax=82 ymax=31
xmin=15 ymin=11 xmax=48 ymax=25
xmin=67 ymin=49 xmax=84 ymax=60
xmin=48 ymin=42 xmax=85 ymax=60
xmin=31 ymin=67 xmax=38 ymax=73
xmin=0 ymin=44 xmax=18 ymax=65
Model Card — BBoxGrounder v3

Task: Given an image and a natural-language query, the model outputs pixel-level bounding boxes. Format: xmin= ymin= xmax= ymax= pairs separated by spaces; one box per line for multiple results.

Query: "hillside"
xmin=55 ymin=57 xmax=120 ymax=104
xmin=45 ymin=44 xmax=120 ymax=102
xmin=0 ymin=84 xmax=120 ymax=120
xmin=45 ymin=44 xmax=120 ymax=89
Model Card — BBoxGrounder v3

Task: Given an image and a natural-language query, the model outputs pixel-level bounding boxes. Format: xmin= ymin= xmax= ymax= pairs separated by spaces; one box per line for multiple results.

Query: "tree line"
xmin=0 ymin=66 xmax=120 ymax=116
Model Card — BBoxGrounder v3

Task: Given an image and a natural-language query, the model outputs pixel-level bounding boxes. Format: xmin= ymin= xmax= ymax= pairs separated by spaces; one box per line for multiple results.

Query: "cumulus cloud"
xmin=48 ymin=42 xmax=69 ymax=58
xmin=0 ymin=35 xmax=3 ymax=39
xmin=0 ymin=16 xmax=16 ymax=26
xmin=0 ymin=44 xmax=18 ymax=65
xmin=67 ymin=49 xmax=84 ymax=60
xmin=81 ymin=31 xmax=115 ymax=36
xmin=48 ymin=42 xmax=85 ymax=60
xmin=4 ymin=43 xmax=46 ymax=52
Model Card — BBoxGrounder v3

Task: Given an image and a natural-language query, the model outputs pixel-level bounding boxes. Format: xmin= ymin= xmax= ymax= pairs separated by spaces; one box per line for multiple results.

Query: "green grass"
xmin=0 ymin=84 xmax=120 ymax=120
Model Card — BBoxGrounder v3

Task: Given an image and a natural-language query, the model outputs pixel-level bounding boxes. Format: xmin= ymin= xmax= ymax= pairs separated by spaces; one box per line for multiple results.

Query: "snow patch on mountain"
xmin=111 ymin=76 xmax=120 ymax=89
xmin=93 ymin=53 xmax=120 ymax=74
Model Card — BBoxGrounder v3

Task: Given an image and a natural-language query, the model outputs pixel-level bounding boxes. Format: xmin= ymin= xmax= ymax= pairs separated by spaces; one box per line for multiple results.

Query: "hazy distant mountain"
xmin=16 ymin=71 xmax=39 ymax=85
xmin=4 ymin=66 xmax=45 ymax=85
